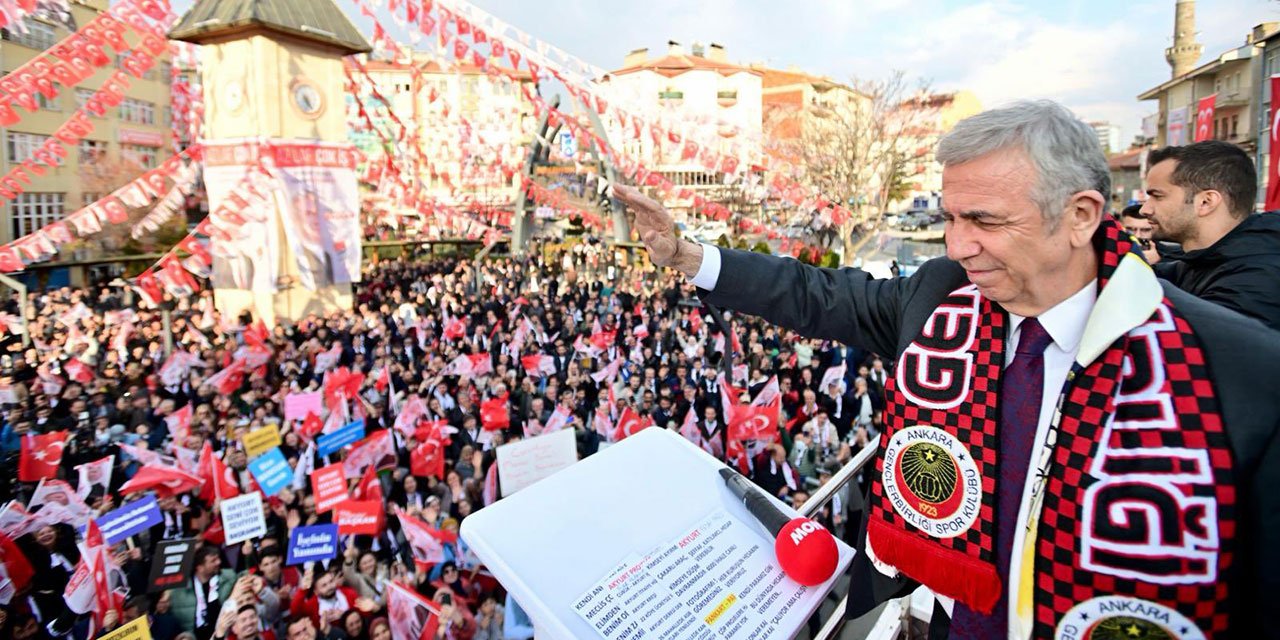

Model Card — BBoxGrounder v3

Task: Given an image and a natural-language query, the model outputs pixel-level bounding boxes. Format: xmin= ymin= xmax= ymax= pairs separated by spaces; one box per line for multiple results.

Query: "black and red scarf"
xmin=865 ymin=219 xmax=1236 ymax=636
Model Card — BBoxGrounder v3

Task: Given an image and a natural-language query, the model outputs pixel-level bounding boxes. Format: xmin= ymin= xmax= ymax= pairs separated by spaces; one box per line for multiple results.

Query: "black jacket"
xmin=702 ymin=245 xmax=1280 ymax=638
xmin=1154 ymin=211 xmax=1280 ymax=331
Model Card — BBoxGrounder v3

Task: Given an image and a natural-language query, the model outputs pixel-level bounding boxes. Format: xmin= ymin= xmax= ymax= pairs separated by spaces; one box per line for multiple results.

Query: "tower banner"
xmin=201 ymin=139 xmax=362 ymax=292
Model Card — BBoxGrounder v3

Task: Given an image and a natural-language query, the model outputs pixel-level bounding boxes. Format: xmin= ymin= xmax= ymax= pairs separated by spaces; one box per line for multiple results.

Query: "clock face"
xmin=293 ymin=82 xmax=323 ymax=116
xmin=224 ymin=77 xmax=245 ymax=113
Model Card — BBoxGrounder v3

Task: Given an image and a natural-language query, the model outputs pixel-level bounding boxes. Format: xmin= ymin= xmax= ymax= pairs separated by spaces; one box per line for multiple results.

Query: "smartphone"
xmin=439 ymin=593 xmax=453 ymax=606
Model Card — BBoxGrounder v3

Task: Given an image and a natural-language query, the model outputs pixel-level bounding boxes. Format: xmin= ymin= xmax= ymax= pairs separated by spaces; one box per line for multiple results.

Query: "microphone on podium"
xmin=719 ymin=467 xmax=839 ymax=586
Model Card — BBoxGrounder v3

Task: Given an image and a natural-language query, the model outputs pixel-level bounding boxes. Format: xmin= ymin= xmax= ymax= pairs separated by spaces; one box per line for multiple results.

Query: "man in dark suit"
xmin=615 ymin=100 xmax=1280 ymax=638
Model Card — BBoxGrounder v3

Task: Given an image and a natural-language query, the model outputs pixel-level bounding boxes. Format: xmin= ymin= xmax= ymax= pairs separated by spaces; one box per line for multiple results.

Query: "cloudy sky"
xmin=449 ymin=0 xmax=1277 ymax=142
xmin=174 ymin=0 xmax=1278 ymax=141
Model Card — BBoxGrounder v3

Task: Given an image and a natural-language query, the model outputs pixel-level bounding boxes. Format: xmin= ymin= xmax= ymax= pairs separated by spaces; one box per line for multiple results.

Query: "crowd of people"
xmin=0 ymin=237 xmax=885 ymax=640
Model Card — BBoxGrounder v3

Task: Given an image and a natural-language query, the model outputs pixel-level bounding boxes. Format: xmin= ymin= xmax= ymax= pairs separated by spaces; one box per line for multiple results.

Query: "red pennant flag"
xmin=19 ymin=431 xmax=68 ymax=482
xmin=1268 ymin=77 xmax=1280 ymax=210
xmin=453 ymin=39 xmax=469 ymax=60
xmin=480 ymin=396 xmax=509 ymax=431
xmin=508 ymin=48 xmax=521 ymax=70
xmin=491 ymin=39 xmax=505 ymax=59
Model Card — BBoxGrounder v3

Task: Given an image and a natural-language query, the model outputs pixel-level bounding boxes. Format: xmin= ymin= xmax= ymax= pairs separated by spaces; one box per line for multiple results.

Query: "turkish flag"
xmin=728 ymin=403 xmax=780 ymax=443
xmin=480 ymin=396 xmax=510 ymax=431
xmin=203 ymin=361 xmax=245 ymax=396
xmin=396 ymin=506 xmax=457 ymax=568
xmin=1194 ymin=94 xmax=1216 ymax=142
xmin=613 ymin=407 xmax=652 ymax=442
xmin=520 ymin=354 xmax=554 ymax=376
xmin=63 ymin=358 xmax=95 ymax=384
xmin=298 ymin=412 xmax=324 ymax=440
xmin=0 ymin=530 xmax=33 ymax=593
xmin=1268 ymin=77 xmax=1280 ymax=210
xmin=354 ymin=465 xmax=383 ymax=502
xmin=118 ymin=465 xmax=203 ymax=497
xmin=243 ymin=320 xmax=270 ymax=350
xmin=411 ymin=439 xmax=445 ymax=479
xmin=197 ymin=442 xmax=241 ymax=503
xmin=443 ymin=317 xmax=466 ymax=340
xmin=19 ymin=431 xmax=68 ymax=482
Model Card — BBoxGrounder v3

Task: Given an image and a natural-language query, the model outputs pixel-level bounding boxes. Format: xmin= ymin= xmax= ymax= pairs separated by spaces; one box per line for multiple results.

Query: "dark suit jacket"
xmin=701 ymin=248 xmax=1280 ymax=638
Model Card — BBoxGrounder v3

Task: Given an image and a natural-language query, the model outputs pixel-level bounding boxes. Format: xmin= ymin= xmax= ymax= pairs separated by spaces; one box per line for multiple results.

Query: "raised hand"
xmin=611 ymin=185 xmax=703 ymax=276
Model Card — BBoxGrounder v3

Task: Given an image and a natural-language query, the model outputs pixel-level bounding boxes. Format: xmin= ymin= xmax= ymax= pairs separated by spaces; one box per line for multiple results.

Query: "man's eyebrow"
xmin=941 ymin=208 xmax=999 ymax=221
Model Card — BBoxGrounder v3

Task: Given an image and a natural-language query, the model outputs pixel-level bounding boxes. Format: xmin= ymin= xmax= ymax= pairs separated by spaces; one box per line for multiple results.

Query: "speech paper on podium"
xmin=460 ymin=428 xmax=854 ymax=640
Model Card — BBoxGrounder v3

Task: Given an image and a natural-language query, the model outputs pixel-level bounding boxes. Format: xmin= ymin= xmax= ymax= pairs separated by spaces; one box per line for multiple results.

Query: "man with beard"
xmin=1141 ymin=140 xmax=1280 ymax=330
xmin=288 ymin=566 xmax=375 ymax=629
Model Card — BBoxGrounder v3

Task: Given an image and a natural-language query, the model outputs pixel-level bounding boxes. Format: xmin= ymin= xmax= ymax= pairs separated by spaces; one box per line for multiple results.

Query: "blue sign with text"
xmin=317 ymin=420 xmax=365 ymax=457
xmin=247 ymin=447 xmax=292 ymax=497
xmin=98 ymin=494 xmax=163 ymax=545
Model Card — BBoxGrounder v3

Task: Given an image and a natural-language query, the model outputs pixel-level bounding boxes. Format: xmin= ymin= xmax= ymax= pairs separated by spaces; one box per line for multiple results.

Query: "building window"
xmin=10 ymin=193 xmax=64 ymax=239
xmin=82 ymin=192 xmax=102 ymax=207
xmin=35 ymin=93 xmax=59 ymax=111
xmin=79 ymin=140 xmax=107 ymax=163
xmin=159 ymin=62 xmax=172 ymax=84
xmin=75 ymin=88 xmax=106 ymax=117
xmin=163 ymin=107 xmax=172 ymax=127
xmin=122 ymin=144 xmax=157 ymax=169
xmin=7 ymin=132 xmax=50 ymax=164
xmin=1231 ymin=115 xmax=1239 ymax=139
xmin=119 ymin=99 xmax=155 ymax=125
xmin=2 ymin=20 xmax=57 ymax=51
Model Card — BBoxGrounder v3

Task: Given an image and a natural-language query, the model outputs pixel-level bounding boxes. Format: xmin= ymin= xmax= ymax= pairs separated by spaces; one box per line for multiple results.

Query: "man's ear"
xmin=1196 ymin=189 xmax=1225 ymax=218
xmin=1063 ymin=189 xmax=1105 ymax=248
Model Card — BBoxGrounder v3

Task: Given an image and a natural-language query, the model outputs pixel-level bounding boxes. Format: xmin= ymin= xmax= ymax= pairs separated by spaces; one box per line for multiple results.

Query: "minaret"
xmin=1166 ymin=0 xmax=1203 ymax=78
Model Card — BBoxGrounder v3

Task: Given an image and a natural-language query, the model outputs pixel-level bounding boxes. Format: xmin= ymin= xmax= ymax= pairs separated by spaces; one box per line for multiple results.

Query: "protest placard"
xmin=497 ymin=428 xmax=579 ymax=496
xmin=148 ymin=538 xmax=197 ymax=592
xmin=242 ymin=424 xmax=282 ymax=458
xmin=334 ymin=499 xmax=382 ymax=535
xmin=317 ymin=420 xmax=364 ymax=457
xmin=287 ymin=524 xmax=340 ymax=565
xmin=284 ymin=392 xmax=323 ymax=422
xmin=311 ymin=463 xmax=349 ymax=513
xmin=98 ymin=495 xmax=163 ymax=545
xmin=100 ymin=617 xmax=151 ymax=640
xmin=247 ymin=447 xmax=292 ymax=497
xmin=220 ymin=492 xmax=267 ymax=545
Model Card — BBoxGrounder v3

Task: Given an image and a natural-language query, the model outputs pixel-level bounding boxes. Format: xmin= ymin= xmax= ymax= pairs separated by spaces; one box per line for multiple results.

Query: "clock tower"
xmin=169 ymin=0 xmax=371 ymax=325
